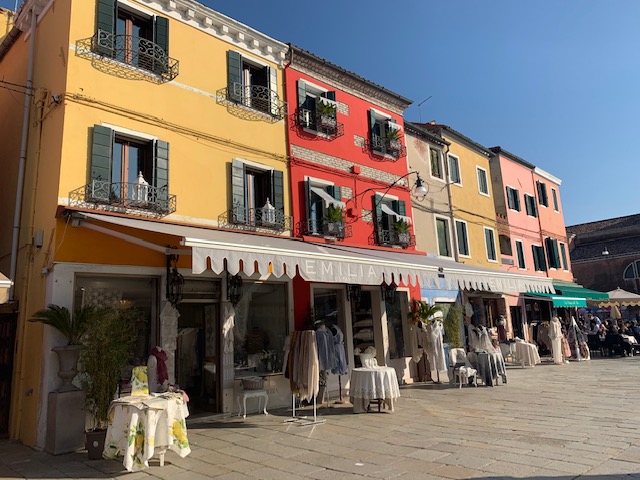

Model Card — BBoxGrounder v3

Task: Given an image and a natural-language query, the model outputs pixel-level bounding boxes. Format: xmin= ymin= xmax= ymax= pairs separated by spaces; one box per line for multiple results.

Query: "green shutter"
xmin=297 ymin=80 xmax=306 ymax=108
xmin=268 ymin=66 xmax=278 ymax=116
xmin=305 ymin=179 xmax=313 ymax=223
xmin=96 ymin=0 xmax=115 ymax=56
xmin=325 ymin=91 xmax=336 ymax=101
xmin=327 ymin=185 xmax=341 ymax=201
xmin=391 ymin=200 xmax=406 ymax=216
xmin=231 ymin=159 xmax=246 ymax=223
xmin=369 ymin=109 xmax=376 ymax=141
xmin=91 ymin=125 xmax=113 ymax=201
xmin=154 ymin=140 xmax=169 ymax=212
xmin=227 ymin=51 xmax=242 ymax=103
xmin=271 ymin=169 xmax=284 ymax=223
xmin=153 ymin=16 xmax=169 ymax=75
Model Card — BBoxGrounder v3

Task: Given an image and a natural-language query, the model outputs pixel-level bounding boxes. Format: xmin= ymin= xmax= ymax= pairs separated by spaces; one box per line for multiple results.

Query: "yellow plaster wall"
xmin=446 ymin=138 xmax=501 ymax=269
xmin=60 ymin=0 xmax=288 ymax=222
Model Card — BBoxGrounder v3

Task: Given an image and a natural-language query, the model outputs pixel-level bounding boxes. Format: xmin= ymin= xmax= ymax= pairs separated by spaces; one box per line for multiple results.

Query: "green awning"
xmin=552 ymin=281 xmax=609 ymax=300
xmin=526 ymin=292 xmax=587 ymax=308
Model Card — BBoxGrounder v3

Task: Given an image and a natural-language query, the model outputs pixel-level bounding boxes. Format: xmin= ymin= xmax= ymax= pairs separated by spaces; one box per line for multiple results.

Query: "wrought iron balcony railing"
xmin=297 ymin=219 xmax=352 ymax=240
xmin=69 ymin=180 xmax=177 ymax=216
xmin=365 ymin=133 xmax=407 ymax=160
xmin=295 ymin=108 xmax=344 ymax=139
xmin=76 ymin=30 xmax=179 ymax=83
xmin=218 ymin=208 xmax=292 ymax=233
xmin=372 ymin=228 xmax=416 ymax=249
xmin=216 ymin=82 xmax=286 ymax=122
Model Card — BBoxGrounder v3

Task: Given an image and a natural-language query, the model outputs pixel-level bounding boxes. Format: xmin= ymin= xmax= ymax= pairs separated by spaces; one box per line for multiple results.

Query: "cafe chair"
xmin=449 ymin=348 xmax=477 ymax=388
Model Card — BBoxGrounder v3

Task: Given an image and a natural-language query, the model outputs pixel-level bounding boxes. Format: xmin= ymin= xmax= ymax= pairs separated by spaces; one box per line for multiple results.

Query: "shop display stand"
xmin=284 ymin=394 xmax=325 ymax=427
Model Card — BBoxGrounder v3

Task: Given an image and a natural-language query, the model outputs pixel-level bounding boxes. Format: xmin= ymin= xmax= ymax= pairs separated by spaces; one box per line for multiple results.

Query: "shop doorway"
xmin=176 ymin=303 xmax=220 ymax=413
xmin=510 ymin=306 xmax=524 ymax=339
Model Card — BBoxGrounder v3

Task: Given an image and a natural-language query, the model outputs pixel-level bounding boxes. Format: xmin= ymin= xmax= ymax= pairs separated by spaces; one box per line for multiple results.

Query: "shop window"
xmin=385 ymin=291 xmax=406 ymax=359
xmin=73 ymin=275 xmax=158 ymax=368
xmin=233 ymin=282 xmax=288 ymax=377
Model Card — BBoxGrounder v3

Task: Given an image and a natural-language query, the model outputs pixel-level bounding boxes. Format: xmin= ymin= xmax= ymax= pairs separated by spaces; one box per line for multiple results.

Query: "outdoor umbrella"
xmin=599 ymin=287 xmax=640 ymax=307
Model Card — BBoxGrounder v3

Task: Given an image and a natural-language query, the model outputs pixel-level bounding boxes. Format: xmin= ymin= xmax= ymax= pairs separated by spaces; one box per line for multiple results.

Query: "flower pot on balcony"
xmin=396 ymin=232 xmax=411 ymax=247
xmin=318 ymin=113 xmax=337 ymax=129
xmin=324 ymin=221 xmax=345 ymax=238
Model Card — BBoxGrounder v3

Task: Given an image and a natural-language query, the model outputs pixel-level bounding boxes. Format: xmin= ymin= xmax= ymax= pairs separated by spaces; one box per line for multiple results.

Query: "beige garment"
xmin=548 ymin=318 xmax=564 ymax=365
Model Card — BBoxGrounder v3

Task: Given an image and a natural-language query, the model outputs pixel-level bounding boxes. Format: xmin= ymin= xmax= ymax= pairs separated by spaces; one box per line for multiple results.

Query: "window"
xmin=506 ymin=186 xmax=521 ymax=211
xmin=552 ymin=188 xmax=559 ymax=211
xmin=536 ymin=180 xmax=548 ymax=207
xmin=559 ymin=242 xmax=568 ymax=270
xmin=368 ymin=109 xmax=404 ymax=159
xmin=545 ymin=237 xmax=561 ymax=269
xmin=305 ymin=180 xmax=345 ymax=237
xmin=448 ymin=154 xmax=461 ymax=185
xmin=231 ymin=159 xmax=284 ymax=227
xmin=524 ymin=194 xmax=537 ymax=217
xmin=90 ymin=125 xmax=170 ymax=212
xmin=227 ymin=51 xmax=278 ymax=115
xmin=624 ymin=261 xmax=640 ymax=280
xmin=532 ymin=245 xmax=547 ymax=271
xmin=430 ymin=148 xmax=443 ymax=179
xmin=374 ymin=194 xmax=411 ymax=247
xmin=95 ymin=0 xmax=169 ymax=75
xmin=435 ymin=217 xmax=452 ymax=257
xmin=455 ymin=220 xmax=470 ymax=257
xmin=499 ymin=234 xmax=512 ymax=256
xmin=296 ymin=80 xmax=338 ymax=136
xmin=477 ymin=167 xmax=489 ymax=196
xmin=233 ymin=282 xmax=288 ymax=376
xmin=484 ymin=227 xmax=497 ymax=262
xmin=515 ymin=240 xmax=526 ymax=269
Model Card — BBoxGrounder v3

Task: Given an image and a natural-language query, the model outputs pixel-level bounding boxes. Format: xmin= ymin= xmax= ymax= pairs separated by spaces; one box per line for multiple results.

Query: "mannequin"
xmin=548 ymin=316 xmax=564 ymax=365
xmin=497 ymin=316 xmax=507 ymax=343
xmin=424 ymin=312 xmax=447 ymax=383
xmin=148 ymin=346 xmax=169 ymax=393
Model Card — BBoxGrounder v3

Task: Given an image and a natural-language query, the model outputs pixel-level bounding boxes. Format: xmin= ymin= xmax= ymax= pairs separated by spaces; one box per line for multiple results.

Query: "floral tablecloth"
xmin=103 ymin=393 xmax=190 ymax=472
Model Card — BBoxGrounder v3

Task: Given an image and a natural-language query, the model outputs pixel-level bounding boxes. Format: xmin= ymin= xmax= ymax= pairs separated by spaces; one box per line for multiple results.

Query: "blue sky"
xmin=2 ymin=1 xmax=637 ymax=226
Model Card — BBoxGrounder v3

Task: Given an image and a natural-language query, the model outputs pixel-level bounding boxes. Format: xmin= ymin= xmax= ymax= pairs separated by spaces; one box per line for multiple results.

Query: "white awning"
xmin=72 ymin=212 xmax=555 ymax=293
xmin=381 ymin=204 xmax=411 ymax=224
xmin=0 ymin=272 xmax=12 ymax=304
xmin=310 ymin=186 xmax=345 ymax=209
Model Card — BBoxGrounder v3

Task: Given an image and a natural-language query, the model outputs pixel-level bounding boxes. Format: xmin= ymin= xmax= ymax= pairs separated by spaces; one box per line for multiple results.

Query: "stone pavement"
xmin=2 ymin=356 xmax=640 ymax=479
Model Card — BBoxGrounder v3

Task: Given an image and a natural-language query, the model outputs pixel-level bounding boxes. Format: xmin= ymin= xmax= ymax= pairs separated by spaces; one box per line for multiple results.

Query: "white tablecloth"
xmin=349 ymin=367 xmax=400 ymax=413
xmin=103 ymin=393 xmax=190 ymax=472
xmin=514 ymin=342 xmax=541 ymax=367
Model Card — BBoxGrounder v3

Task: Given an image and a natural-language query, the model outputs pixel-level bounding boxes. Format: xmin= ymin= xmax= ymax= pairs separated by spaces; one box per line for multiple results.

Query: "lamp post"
xmin=350 ymin=171 xmax=429 ymax=210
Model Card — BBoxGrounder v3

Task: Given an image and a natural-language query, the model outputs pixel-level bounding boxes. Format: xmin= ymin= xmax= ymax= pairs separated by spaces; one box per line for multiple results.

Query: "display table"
xmin=514 ymin=342 xmax=541 ymax=367
xmin=103 ymin=393 xmax=190 ymax=472
xmin=349 ymin=366 xmax=400 ymax=413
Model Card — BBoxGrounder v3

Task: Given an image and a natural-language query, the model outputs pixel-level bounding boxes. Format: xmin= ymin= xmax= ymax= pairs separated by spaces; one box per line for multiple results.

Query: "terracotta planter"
xmin=52 ymin=345 xmax=82 ymax=392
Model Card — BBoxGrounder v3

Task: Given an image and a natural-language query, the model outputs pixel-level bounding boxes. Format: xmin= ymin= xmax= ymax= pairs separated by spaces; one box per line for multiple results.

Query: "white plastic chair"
xmin=449 ymin=348 xmax=477 ymax=388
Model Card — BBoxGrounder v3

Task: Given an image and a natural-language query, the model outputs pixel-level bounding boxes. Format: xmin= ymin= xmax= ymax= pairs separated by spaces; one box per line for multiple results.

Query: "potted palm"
xmin=316 ymin=98 xmax=337 ymax=129
xmin=385 ymin=127 xmax=402 ymax=155
xmin=80 ymin=306 xmax=139 ymax=459
xmin=392 ymin=219 xmax=411 ymax=247
xmin=410 ymin=299 xmax=442 ymax=328
xmin=30 ymin=305 xmax=96 ymax=391
xmin=323 ymin=205 xmax=345 ymax=238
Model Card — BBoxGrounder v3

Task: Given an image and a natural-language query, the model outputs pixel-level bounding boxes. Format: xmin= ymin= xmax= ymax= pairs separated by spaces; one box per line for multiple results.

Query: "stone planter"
xmin=52 ymin=345 xmax=82 ymax=392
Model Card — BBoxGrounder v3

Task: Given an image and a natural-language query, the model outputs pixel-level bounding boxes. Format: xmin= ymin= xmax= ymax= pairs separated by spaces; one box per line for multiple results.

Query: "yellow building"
xmin=0 ymin=0 xmax=289 ymax=448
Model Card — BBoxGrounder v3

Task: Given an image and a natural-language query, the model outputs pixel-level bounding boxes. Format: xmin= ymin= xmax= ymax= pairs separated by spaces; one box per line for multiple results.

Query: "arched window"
xmin=623 ymin=260 xmax=640 ymax=280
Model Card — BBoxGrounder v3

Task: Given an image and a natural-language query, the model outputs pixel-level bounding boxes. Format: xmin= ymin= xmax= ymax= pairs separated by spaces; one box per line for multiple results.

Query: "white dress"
xmin=548 ymin=318 xmax=564 ymax=365
xmin=425 ymin=320 xmax=447 ymax=373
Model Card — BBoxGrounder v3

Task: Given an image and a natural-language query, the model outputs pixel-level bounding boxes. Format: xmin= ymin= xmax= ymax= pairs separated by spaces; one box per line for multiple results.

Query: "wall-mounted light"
xmin=166 ymin=254 xmax=184 ymax=307
xmin=602 ymin=246 xmax=610 ymax=256
xmin=227 ymin=273 xmax=243 ymax=306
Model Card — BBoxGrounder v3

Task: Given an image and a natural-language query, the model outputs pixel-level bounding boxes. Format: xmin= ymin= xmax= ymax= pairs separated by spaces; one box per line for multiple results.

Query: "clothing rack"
xmin=283 ymin=330 xmax=325 ymax=427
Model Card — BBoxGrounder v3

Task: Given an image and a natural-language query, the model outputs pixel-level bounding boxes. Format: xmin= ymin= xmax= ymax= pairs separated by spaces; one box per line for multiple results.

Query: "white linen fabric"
xmin=514 ymin=342 xmax=541 ymax=367
xmin=349 ymin=366 xmax=400 ymax=413
xmin=548 ymin=317 xmax=564 ymax=365
xmin=424 ymin=320 xmax=447 ymax=372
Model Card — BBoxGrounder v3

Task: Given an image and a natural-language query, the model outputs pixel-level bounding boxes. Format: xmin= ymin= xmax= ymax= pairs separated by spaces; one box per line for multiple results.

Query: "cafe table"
xmin=103 ymin=392 xmax=190 ymax=472
xmin=349 ymin=366 xmax=400 ymax=413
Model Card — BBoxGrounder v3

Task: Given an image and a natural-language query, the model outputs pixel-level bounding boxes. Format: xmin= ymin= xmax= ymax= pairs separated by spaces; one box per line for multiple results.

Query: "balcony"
xmin=218 ymin=207 xmax=292 ymax=234
xmin=295 ymin=108 xmax=344 ymax=140
xmin=216 ymin=82 xmax=286 ymax=123
xmin=76 ymin=30 xmax=179 ymax=83
xmin=297 ymin=219 xmax=352 ymax=240
xmin=371 ymin=229 xmax=416 ymax=249
xmin=365 ymin=133 xmax=407 ymax=161
xmin=69 ymin=180 xmax=177 ymax=217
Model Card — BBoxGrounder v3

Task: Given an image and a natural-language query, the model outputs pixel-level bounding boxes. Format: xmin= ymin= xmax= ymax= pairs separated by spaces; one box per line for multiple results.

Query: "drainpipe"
xmin=9 ymin=8 xmax=36 ymax=301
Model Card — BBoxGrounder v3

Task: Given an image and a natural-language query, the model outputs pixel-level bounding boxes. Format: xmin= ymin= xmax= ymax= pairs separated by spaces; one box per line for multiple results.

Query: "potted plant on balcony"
xmin=316 ymin=98 xmax=337 ymax=129
xmin=79 ymin=306 xmax=139 ymax=459
xmin=392 ymin=219 xmax=411 ymax=247
xmin=323 ymin=204 xmax=345 ymax=238
xmin=385 ymin=128 xmax=402 ymax=155
xmin=30 ymin=305 xmax=96 ymax=392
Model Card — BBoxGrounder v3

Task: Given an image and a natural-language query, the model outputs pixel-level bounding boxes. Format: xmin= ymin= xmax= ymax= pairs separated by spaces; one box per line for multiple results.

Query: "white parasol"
xmin=599 ymin=287 xmax=640 ymax=307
